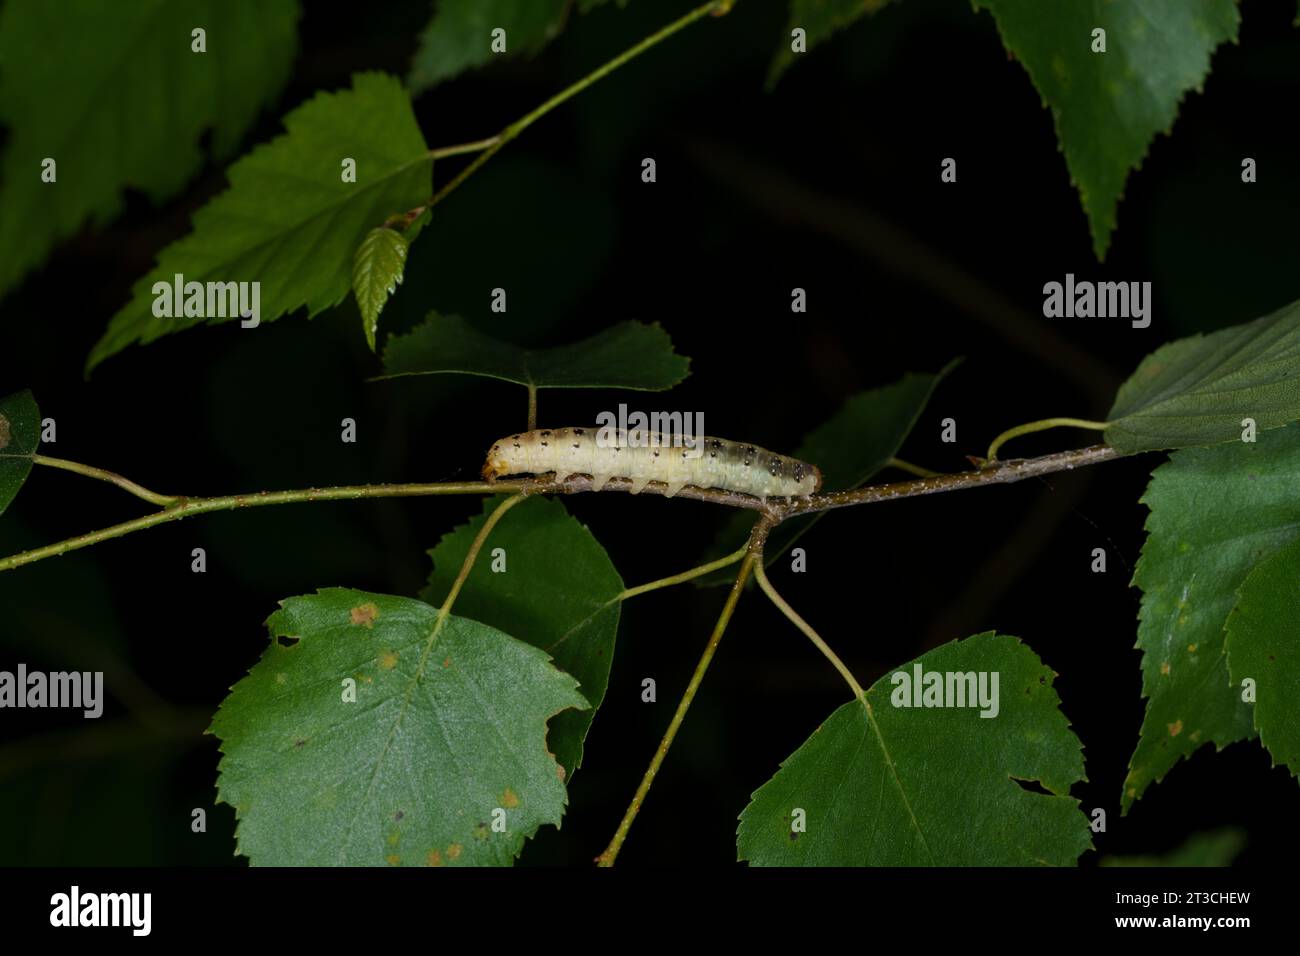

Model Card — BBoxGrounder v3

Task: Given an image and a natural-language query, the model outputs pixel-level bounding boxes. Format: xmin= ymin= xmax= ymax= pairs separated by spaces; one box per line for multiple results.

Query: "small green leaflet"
xmin=0 ymin=390 xmax=40 ymax=517
xmin=378 ymin=312 xmax=690 ymax=391
xmin=407 ymin=0 xmax=633 ymax=94
xmin=767 ymin=0 xmax=897 ymax=88
xmin=1106 ymin=296 xmax=1300 ymax=455
xmin=1099 ymin=828 xmax=1246 ymax=867
xmin=352 ymin=227 xmax=410 ymax=351
xmin=0 ymin=0 xmax=299 ymax=302
xmin=972 ymin=0 xmax=1239 ymax=260
xmin=87 ymin=72 xmax=431 ymax=372
xmin=421 ymin=497 xmax=624 ymax=777
xmin=1225 ymin=536 xmax=1300 ymax=780
xmin=210 ymin=589 xmax=586 ymax=866
xmin=408 ymin=0 xmax=570 ymax=94
xmin=737 ymin=633 xmax=1090 ymax=866
xmin=1123 ymin=426 xmax=1300 ymax=810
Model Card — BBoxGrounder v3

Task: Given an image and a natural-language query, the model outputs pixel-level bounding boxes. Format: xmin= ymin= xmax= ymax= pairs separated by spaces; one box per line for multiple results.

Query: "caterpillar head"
xmin=483 ymin=435 xmax=530 ymax=481
xmin=482 ymin=441 xmax=509 ymax=481
xmin=790 ymin=460 xmax=823 ymax=496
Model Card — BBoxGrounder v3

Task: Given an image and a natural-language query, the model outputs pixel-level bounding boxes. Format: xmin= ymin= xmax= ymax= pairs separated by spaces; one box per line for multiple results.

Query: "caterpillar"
xmin=483 ymin=427 xmax=822 ymax=502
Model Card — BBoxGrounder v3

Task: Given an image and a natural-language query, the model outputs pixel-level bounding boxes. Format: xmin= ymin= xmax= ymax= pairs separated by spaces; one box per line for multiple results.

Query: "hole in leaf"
xmin=1010 ymin=776 xmax=1052 ymax=796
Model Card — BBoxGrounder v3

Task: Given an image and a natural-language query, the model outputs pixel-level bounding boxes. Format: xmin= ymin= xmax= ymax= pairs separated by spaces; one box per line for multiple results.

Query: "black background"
xmin=1 ymin=0 xmax=1298 ymax=867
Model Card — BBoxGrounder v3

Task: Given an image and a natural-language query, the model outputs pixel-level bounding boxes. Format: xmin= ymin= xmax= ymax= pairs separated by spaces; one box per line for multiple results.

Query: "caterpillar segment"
xmin=483 ymin=427 xmax=822 ymax=502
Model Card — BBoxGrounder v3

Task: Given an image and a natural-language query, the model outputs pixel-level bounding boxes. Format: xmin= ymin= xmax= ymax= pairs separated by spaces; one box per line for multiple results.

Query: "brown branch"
xmin=546 ymin=444 xmax=1120 ymax=520
xmin=1 ymin=445 xmax=1121 ymax=574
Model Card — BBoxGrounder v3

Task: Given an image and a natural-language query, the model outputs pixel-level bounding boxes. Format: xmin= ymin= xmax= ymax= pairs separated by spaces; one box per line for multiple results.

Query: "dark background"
xmin=2 ymin=0 xmax=1298 ymax=867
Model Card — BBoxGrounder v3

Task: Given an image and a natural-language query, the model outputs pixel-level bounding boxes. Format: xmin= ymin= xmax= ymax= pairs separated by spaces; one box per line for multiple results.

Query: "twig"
xmin=33 ymin=454 xmax=179 ymax=507
xmin=595 ymin=517 xmax=772 ymax=866
xmin=753 ymin=559 xmax=865 ymax=700
xmin=413 ymin=0 xmax=736 ymax=219
xmin=0 ymin=445 xmax=1121 ymax=573
xmin=984 ymin=417 xmax=1109 ymax=462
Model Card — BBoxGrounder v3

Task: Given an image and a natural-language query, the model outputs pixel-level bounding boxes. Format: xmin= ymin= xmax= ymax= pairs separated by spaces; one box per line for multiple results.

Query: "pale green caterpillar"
xmin=483 ymin=427 xmax=822 ymax=502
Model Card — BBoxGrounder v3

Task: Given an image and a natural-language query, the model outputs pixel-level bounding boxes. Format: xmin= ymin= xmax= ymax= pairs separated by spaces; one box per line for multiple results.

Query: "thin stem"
xmin=753 ymin=560 xmax=865 ymax=700
xmin=426 ymin=0 xmax=733 ymax=213
xmin=438 ymin=494 xmax=523 ymax=619
xmin=527 ymin=384 xmax=538 ymax=432
xmin=985 ymin=417 xmax=1109 ymax=462
xmin=33 ymin=454 xmax=179 ymax=507
xmin=887 ymin=456 xmax=941 ymax=479
xmin=780 ymin=444 xmax=1120 ymax=519
xmin=544 ymin=543 xmax=751 ymax=655
xmin=427 ymin=137 xmax=500 ymax=161
xmin=596 ymin=518 xmax=771 ymax=867
xmin=615 ymin=543 xmax=749 ymax=602
xmin=0 ymin=445 xmax=1122 ymax=574
xmin=0 ymin=479 xmax=541 ymax=573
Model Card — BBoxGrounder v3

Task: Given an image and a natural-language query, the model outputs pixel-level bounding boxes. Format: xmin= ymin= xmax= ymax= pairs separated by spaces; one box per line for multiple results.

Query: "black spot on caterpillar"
xmin=483 ymin=427 xmax=822 ymax=501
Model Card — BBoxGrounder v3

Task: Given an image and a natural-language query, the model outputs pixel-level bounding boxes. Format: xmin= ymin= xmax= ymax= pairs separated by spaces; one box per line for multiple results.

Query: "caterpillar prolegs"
xmin=483 ymin=427 xmax=823 ymax=502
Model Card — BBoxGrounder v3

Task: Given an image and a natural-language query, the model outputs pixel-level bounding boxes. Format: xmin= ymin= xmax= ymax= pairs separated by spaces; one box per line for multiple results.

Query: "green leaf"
xmin=408 ymin=0 xmax=570 ymax=94
xmin=1099 ymin=827 xmax=1246 ymax=867
xmin=1123 ymin=426 xmax=1300 ymax=809
xmin=352 ymin=227 xmax=410 ymax=352
xmin=0 ymin=0 xmax=299 ymax=301
xmin=1106 ymin=296 xmax=1300 ymax=455
xmin=972 ymin=0 xmax=1239 ymax=260
xmin=378 ymin=312 xmax=690 ymax=390
xmin=0 ymin=390 xmax=40 ymax=517
xmin=768 ymin=0 xmax=897 ymax=88
xmin=1225 ymin=536 xmax=1300 ymax=780
xmin=737 ymin=633 xmax=1090 ymax=866
xmin=210 ymin=588 xmax=587 ymax=866
xmin=699 ymin=363 xmax=955 ymax=584
xmin=421 ymin=497 xmax=623 ymax=776
xmin=86 ymin=72 xmax=431 ymax=372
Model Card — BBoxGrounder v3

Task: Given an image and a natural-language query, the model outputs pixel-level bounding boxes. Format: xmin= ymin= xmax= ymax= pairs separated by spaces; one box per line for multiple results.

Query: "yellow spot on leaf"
xmin=350 ymin=603 xmax=379 ymax=628
xmin=1187 ymin=644 xmax=1197 ymax=653
xmin=275 ymin=672 xmax=287 ymax=684
xmin=1126 ymin=787 xmax=1136 ymax=798
xmin=443 ymin=656 xmax=452 ymax=668
xmin=386 ymin=832 xmax=399 ymax=846
xmin=1160 ymin=662 xmax=1171 ymax=675
xmin=447 ymin=844 xmax=462 ymax=860
xmin=386 ymin=854 xmax=401 ymax=866
xmin=1168 ymin=720 xmax=1183 ymax=737
xmin=426 ymin=848 xmax=442 ymax=867
xmin=502 ymin=788 xmax=520 ymax=809
xmin=1190 ymin=730 xmax=1202 ymax=742
xmin=379 ymin=650 xmax=398 ymax=669
xmin=556 ymin=764 xmax=566 ymax=781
